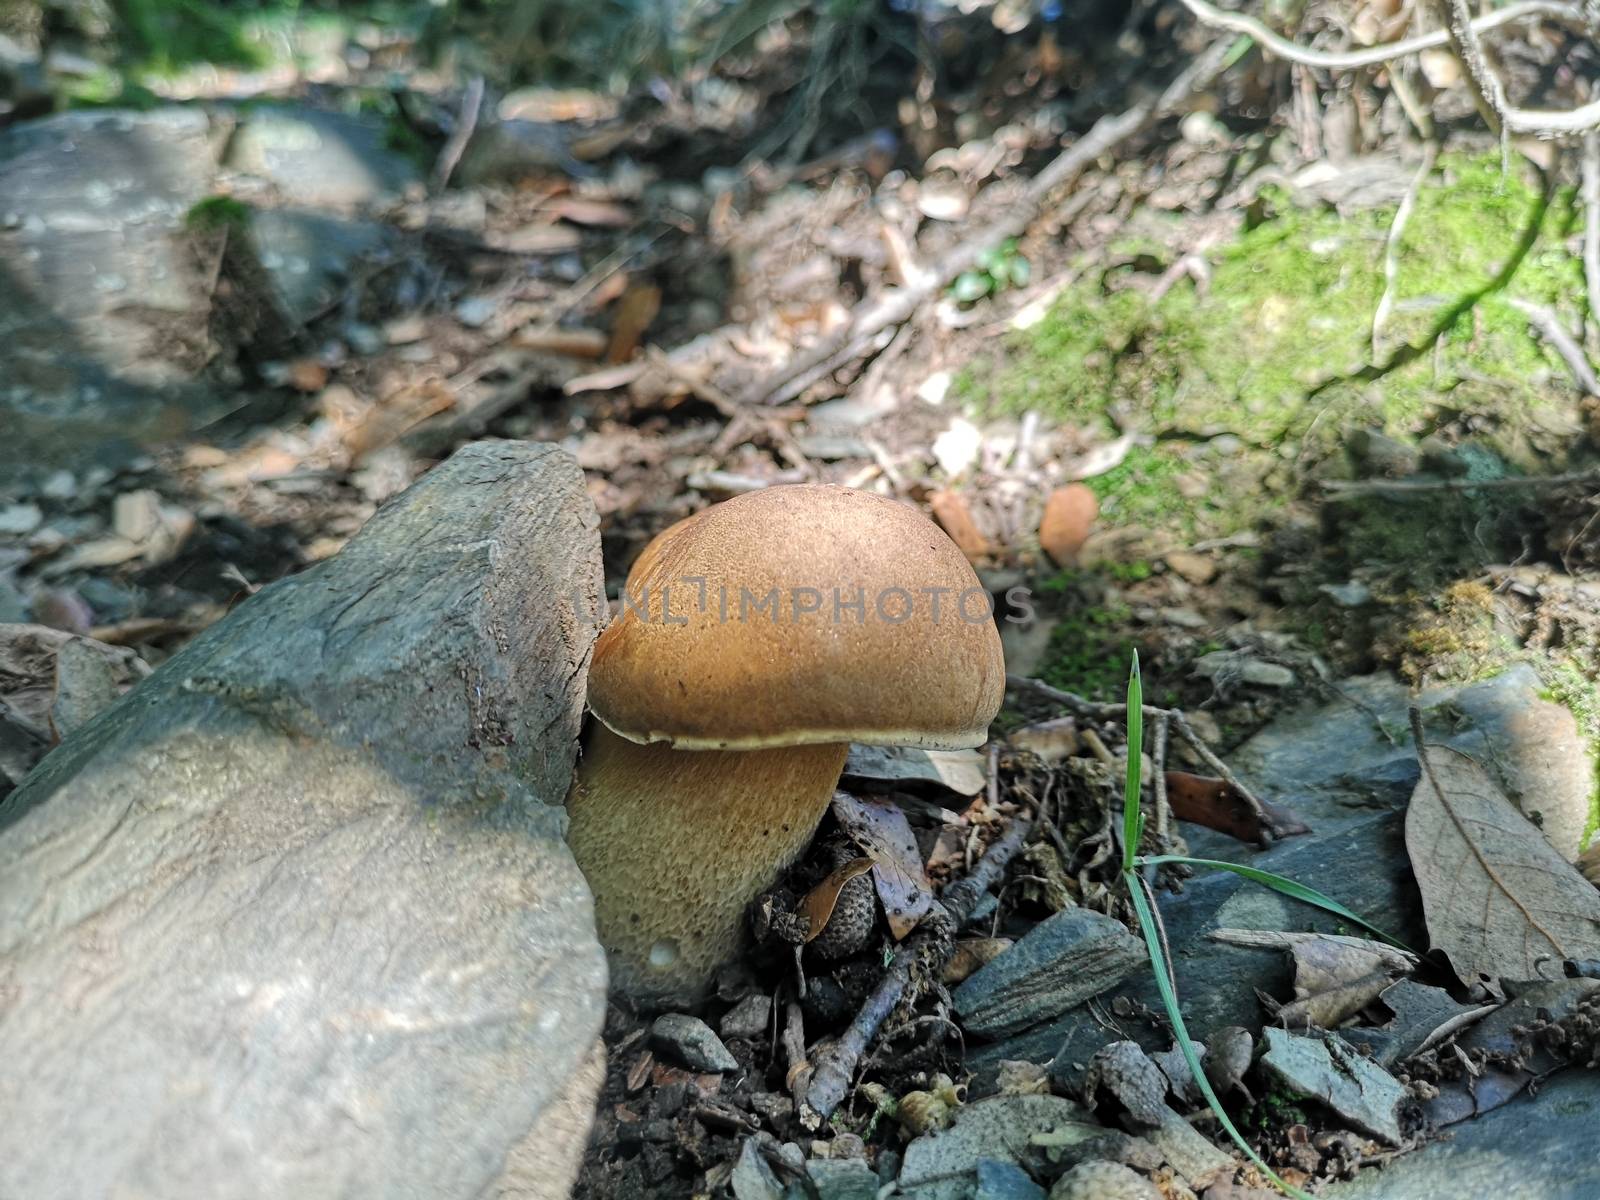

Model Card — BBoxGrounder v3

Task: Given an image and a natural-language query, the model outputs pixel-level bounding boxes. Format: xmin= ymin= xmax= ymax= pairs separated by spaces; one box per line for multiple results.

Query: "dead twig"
xmin=1372 ymin=146 xmax=1438 ymax=358
xmin=1507 ymin=299 xmax=1600 ymax=395
xmin=431 ymin=76 xmax=484 ymax=192
xmin=800 ymin=815 xmax=1033 ymax=1126
xmin=1173 ymin=0 xmax=1587 ymax=74
xmin=1584 ymin=132 xmax=1600 ymax=339
xmin=1321 ymin=469 xmax=1600 ymax=496
xmin=741 ymin=38 xmax=1239 ymax=407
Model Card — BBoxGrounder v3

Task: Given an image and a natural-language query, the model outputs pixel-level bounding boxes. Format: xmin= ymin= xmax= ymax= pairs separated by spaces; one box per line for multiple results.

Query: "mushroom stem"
xmin=566 ymin=723 xmax=848 ymax=1003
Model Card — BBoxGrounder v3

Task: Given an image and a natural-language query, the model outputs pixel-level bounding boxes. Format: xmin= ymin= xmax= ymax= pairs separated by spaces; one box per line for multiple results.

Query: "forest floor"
xmin=3 ymin=2 xmax=1600 ymax=1197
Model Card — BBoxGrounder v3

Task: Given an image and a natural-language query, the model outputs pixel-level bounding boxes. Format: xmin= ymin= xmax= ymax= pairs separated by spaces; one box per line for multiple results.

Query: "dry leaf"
xmin=831 ymin=791 xmax=934 ymax=939
xmin=607 ymin=284 xmax=662 ymax=363
xmin=1039 ymin=484 xmax=1097 ymax=565
xmin=1166 ymin=771 xmax=1311 ymax=846
xmin=1010 ymin=716 xmax=1080 ymax=764
xmin=799 ymin=856 xmax=874 ymax=943
xmin=928 ymin=489 xmax=993 ymax=561
xmin=1406 ymin=742 xmax=1600 ymax=987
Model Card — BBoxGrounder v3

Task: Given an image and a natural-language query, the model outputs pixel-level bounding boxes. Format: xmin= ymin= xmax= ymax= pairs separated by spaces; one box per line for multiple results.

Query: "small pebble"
xmin=719 ymin=993 xmax=772 ymax=1041
xmin=651 ymin=1012 xmax=739 ymax=1073
xmin=453 ymin=296 xmax=497 ymax=328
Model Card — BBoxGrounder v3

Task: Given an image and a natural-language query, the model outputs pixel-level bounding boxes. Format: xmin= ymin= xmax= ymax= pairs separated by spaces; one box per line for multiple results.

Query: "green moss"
xmin=184 ymin=196 xmax=252 ymax=232
xmin=1034 ymin=572 xmax=1136 ymax=701
xmin=968 ymin=154 xmax=1584 ymax=526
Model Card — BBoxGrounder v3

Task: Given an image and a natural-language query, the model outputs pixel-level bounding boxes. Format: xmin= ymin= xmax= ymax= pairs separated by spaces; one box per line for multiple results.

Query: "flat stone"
xmin=1164 ymin=550 xmax=1216 ymax=585
xmin=0 ymin=505 xmax=42 ymax=535
xmin=954 ymin=908 xmax=1145 ymax=1039
xmin=1323 ymin=1070 xmax=1600 ymax=1199
xmin=720 ymin=993 xmax=772 ymax=1040
xmin=0 ymin=108 xmax=225 ymax=465
xmin=975 ymin=1158 xmax=1045 ymax=1200
xmin=226 ymin=106 xmax=419 ymax=208
xmin=900 ymin=1095 xmax=1097 ymax=1200
xmin=732 ymin=1138 xmax=784 ymax=1200
xmin=652 ymin=1013 xmax=739 ymax=1073
xmin=806 ymin=1157 xmax=881 ymax=1200
xmin=1259 ymin=1028 xmax=1406 ymax=1145
xmin=250 ymin=208 xmax=392 ymax=326
xmin=1194 ymin=651 xmax=1295 ymax=688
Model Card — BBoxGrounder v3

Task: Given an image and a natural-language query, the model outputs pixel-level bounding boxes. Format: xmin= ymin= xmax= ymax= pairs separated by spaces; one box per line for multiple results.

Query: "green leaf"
xmin=1126 ymin=873 xmax=1316 ymax=1200
xmin=1122 ymin=652 xmax=1143 ymax=873
xmin=1135 ymin=855 xmax=1411 ymax=950
xmin=976 ymin=247 xmax=1004 ymax=273
xmin=952 ymin=272 xmax=992 ymax=303
xmin=1008 ymin=255 xmax=1031 ymax=287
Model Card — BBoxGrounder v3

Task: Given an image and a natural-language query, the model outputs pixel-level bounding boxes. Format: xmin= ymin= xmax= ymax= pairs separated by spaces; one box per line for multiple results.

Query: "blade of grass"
xmin=1134 ymin=855 xmax=1411 ymax=951
xmin=1126 ymin=875 xmax=1316 ymax=1200
xmin=1122 ymin=652 xmax=1144 ymax=874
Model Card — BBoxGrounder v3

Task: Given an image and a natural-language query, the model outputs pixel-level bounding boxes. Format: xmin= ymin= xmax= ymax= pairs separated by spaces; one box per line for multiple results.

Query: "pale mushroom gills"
xmin=567 ymin=484 xmax=1005 ymax=1002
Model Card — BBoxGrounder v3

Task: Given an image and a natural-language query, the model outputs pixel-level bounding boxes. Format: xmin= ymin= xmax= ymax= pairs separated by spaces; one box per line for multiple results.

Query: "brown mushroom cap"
xmin=588 ymin=484 xmax=1005 ymax=751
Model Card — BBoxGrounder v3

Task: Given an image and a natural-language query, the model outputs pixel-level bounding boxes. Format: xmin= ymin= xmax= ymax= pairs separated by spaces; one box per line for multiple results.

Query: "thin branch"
xmin=1372 ymin=145 xmax=1438 ymax=358
xmin=1584 ymin=132 xmax=1600 ymax=338
xmin=1508 ymin=298 xmax=1600 ymax=395
xmin=1174 ymin=0 xmax=1586 ymax=72
xmin=431 ymin=76 xmax=484 ymax=192
xmin=800 ymin=816 xmax=1032 ymax=1126
xmin=1322 ymin=468 xmax=1600 ymax=496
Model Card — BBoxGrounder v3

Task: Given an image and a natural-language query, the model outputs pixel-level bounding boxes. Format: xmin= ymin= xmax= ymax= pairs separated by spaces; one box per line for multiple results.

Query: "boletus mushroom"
xmin=567 ymin=483 xmax=1005 ymax=1001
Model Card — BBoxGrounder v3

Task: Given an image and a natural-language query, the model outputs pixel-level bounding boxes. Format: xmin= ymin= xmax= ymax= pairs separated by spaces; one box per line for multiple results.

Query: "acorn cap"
xmin=588 ymin=484 xmax=1006 ymax=751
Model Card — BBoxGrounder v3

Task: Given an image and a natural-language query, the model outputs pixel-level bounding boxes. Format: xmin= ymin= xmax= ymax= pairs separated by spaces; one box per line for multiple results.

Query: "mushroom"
xmin=566 ymin=484 xmax=1005 ymax=1002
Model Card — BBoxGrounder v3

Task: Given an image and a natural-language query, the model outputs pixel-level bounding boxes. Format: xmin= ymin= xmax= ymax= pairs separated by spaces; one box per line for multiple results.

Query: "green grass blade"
xmin=1126 ymin=873 xmax=1315 ymax=1200
xmin=1122 ymin=652 xmax=1144 ymax=874
xmin=1136 ymin=855 xmax=1411 ymax=951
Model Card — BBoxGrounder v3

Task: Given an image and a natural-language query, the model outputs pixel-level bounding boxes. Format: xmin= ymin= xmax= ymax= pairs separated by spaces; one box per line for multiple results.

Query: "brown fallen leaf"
xmin=799 ymin=856 xmax=874 ymax=943
xmin=1578 ymin=841 xmax=1600 ymax=889
xmin=928 ymin=489 xmax=993 ymax=561
xmin=607 ymin=284 xmax=662 ymax=363
xmin=547 ymin=196 xmax=634 ymax=227
xmin=1165 ymin=771 xmax=1311 ymax=845
xmin=831 ymin=790 xmax=935 ymax=939
xmin=1406 ymin=740 xmax=1600 ymax=987
xmin=1290 ymin=934 xmax=1401 ymax=994
xmin=1038 ymin=483 xmax=1098 ymax=566
xmin=512 ymin=326 xmax=610 ymax=359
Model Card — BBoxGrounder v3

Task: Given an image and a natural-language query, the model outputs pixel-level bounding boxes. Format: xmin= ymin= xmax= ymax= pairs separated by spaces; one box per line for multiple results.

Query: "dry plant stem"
xmin=1445 ymin=0 xmax=1600 ymax=134
xmin=800 ymin=816 xmax=1033 ymax=1125
xmin=432 ymin=75 xmax=484 ymax=191
xmin=1372 ymin=145 xmax=1439 ymax=358
xmin=783 ymin=999 xmax=810 ymax=1104
xmin=742 ymin=39 xmax=1238 ymax=406
xmin=1174 ymin=0 xmax=1586 ymax=72
xmin=1005 ymin=674 xmax=1272 ymax=829
xmin=1585 ymin=132 xmax=1600 ymax=338
xmin=1152 ymin=713 xmax=1171 ymax=848
xmin=1508 ymin=299 xmax=1600 ymax=395
xmin=1323 ymin=469 xmax=1600 ymax=496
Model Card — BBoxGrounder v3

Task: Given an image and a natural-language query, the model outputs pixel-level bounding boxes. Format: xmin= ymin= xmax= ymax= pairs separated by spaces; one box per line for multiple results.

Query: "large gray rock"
xmin=0 ymin=441 xmax=609 ymax=1200
xmin=226 ymin=106 xmax=421 ymax=208
xmin=0 ymin=108 xmax=226 ymax=468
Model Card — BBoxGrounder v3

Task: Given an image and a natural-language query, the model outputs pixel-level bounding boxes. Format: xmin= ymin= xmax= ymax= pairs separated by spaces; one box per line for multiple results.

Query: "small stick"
xmin=432 ymin=75 xmax=484 ymax=192
xmin=1372 ymin=146 xmax=1438 ymax=358
xmin=1172 ymin=0 xmax=1587 ymax=73
xmin=1508 ymin=299 xmax=1600 ymax=396
xmin=1585 ymin=132 xmax=1600 ymax=340
xmin=801 ymin=816 xmax=1032 ymax=1126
